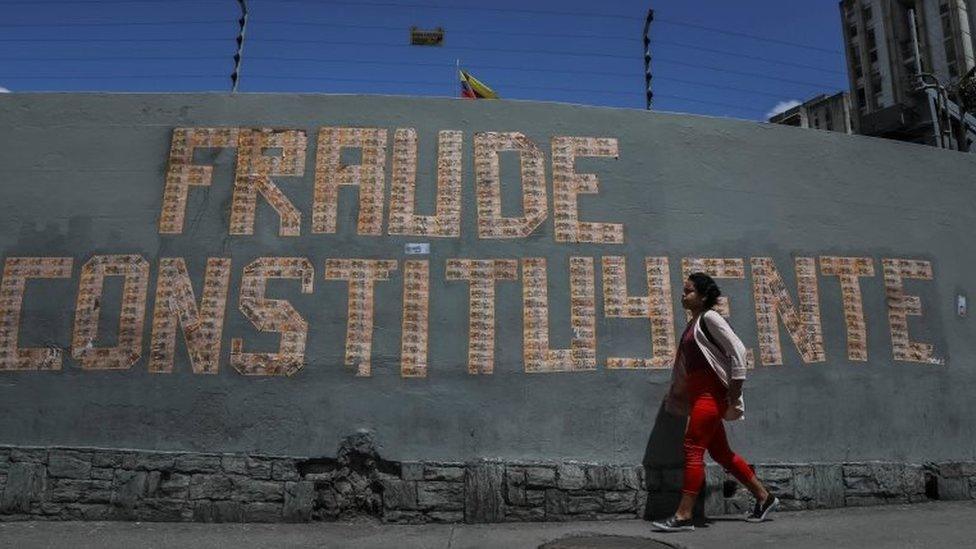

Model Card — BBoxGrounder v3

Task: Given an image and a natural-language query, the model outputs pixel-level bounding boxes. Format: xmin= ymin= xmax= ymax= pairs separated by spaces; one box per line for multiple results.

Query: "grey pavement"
xmin=1 ymin=500 xmax=973 ymax=549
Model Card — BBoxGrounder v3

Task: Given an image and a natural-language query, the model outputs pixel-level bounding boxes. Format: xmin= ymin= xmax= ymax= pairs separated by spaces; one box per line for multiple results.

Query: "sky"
xmin=0 ymin=0 xmax=849 ymax=121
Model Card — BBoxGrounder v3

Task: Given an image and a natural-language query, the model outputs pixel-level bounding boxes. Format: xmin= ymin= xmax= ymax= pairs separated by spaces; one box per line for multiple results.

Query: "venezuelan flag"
xmin=459 ymin=70 xmax=498 ymax=99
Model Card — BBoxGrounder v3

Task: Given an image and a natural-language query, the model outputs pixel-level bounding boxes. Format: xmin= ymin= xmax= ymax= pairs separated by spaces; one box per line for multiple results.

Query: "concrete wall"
xmin=0 ymin=93 xmax=973 ymax=469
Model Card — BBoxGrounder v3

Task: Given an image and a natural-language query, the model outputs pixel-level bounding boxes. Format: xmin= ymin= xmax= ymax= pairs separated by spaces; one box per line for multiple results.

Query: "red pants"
xmin=681 ymin=369 xmax=756 ymax=495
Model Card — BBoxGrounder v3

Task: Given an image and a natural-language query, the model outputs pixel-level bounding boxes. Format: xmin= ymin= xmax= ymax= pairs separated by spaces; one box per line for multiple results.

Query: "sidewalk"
xmin=1 ymin=500 xmax=972 ymax=548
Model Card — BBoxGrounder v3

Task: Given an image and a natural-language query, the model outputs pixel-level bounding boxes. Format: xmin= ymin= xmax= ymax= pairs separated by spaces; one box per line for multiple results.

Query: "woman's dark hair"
xmin=688 ymin=272 xmax=722 ymax=310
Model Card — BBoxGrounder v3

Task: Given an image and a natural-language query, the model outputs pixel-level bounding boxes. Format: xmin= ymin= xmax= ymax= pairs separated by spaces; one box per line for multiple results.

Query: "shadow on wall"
xmin=642 ymin=402 xmax=708 ymax=521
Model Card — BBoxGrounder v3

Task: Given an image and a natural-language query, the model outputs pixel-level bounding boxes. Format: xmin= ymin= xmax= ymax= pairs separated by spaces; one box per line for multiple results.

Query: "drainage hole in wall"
xmin=925 ymin=473 xmax=940 ymax=500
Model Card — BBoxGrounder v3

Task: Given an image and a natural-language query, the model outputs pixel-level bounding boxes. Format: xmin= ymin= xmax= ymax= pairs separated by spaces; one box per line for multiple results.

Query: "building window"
xmin=941 ymin=6 xmax=956 ymax=77
xmin=849 ymin=24 xmax=858 ymax=37
xmin=903 ymin=59 xmax=917 ymax=78
xmin=867 ymin=28 xmax=878 ymax=63
xmin=856 ymin=87 xmax=867 ymax=110
xmin=863 ymin=6 xmax=873 ymax=21
xmin=871 ymin=73 xmax=883 ymax=109
xmin=851 ymin=47 xmax=864 ymax=78
xmin=946 ymin=42 xmax=958 ymax=76
xmin=941 ymin=11 xmax=954 ymax=40
xmin=900 ymin=40 xmax=914 ymax=61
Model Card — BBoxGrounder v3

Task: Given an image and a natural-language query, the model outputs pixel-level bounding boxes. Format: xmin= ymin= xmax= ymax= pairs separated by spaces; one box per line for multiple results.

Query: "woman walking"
xmin=652 ymin=273 xmax=778 ymax=533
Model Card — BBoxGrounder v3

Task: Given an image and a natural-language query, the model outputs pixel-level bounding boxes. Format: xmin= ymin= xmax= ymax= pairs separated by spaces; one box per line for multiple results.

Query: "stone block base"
xmin=1 ymin=439 xmax=973 ymax=523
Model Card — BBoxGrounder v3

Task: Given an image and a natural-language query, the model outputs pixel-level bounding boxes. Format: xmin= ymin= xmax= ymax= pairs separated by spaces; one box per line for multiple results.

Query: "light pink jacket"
xmin=664 ymin=309 xmax=748 ymax=421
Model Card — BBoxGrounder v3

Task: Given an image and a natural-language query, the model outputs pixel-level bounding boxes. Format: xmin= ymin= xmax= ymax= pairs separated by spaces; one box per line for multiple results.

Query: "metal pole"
xmin=940 ymin=85 xmax=958 ymax=150
xmin=231 ymin=0 xmax=248 ymax=93
xmin=909 ymin=8 xmax=943 ymax=147
xmin=908 ymin=8 xmax=923 ymax=76
xmin=958 ymin=67 xmax=976 ymax=151
xmin=952 ymin=89 xmax=968 ymax=151
xmin=642 ymin=8 xmax=654 ymax=110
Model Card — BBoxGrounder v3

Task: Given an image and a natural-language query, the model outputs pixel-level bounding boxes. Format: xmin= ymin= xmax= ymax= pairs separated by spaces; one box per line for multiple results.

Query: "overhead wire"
xmin=0 ymin=52 xmax=832 ymax=102
xmin=243 ymin=55 xmax=838 ymax=92
xmin=0 ymin=0 xmax=222 ymax=4
xmin=0 ymin=18 xmax=639 ymax=42
xmin=654 ymin=17 xmax=844 ymax=56
xmin=0 ymin=47 xmax=844 ymax=88
xmin=0 ymin=19 xmax=232 ymax=27
xmin=0 ymin=0 xmax=841 ymax=55
xmin=0 ymin=38 xmax=228 ymax=43
xmin=4 ymin=74 xmax=222 ymax=79
xmin=242 ymin=74 xmax=767 ymax=114
xmin=256 ymin=51 xmax=840 ymax=91
xmin=0 ymin=56 xmax=228 ymax=61
xmin=0 ymin=49 xmax=841 ymax=99
xmin=650 ymin=40 xmax=846 ymax=75
xmin=0 ymin=0 xmax=631 ymax=21
xmin=270 ymin=0 xmax=843 ymax=57
xmin=0 ymin=66 xmax=788 ymax=114
xmin=653 ymin=57 xmax=839 ymax=90
xmin=259 ymin=20 xmax=641 ymax=43
xmin=0 ymin=25 xmax=843 ymax=78
xmin=0 ymin=3 xmax=847 ymax=116
xmin=251 ymin=0 xmax=638 ymax=21
xmin=244 ymin=37 xmax=636 ymax=60
xmin=653 ymin=94 xmax=766 ymax=114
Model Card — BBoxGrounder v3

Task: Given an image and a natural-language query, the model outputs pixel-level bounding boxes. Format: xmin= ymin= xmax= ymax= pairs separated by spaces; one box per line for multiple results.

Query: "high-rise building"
xmin=840 ymin=0 xmax=976 ymax=149
xmin=769 ymin=92 xmax=855 ymax=133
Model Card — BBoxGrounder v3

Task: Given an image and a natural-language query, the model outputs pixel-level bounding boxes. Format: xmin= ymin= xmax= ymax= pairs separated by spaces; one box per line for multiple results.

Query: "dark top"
xmin=680 ymin=317 xmax=711 ymax=373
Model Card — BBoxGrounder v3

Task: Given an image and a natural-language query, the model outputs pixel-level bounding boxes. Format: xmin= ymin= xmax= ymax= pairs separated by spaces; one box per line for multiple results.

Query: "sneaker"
xmin=745 ymin=494 xmax=779 ymax=522
xmin=651 ymin=515 xmax=695 ymax=532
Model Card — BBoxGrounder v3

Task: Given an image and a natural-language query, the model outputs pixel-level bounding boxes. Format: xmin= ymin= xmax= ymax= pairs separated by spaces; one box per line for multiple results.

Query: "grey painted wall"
xmin=0 ymin=93 xmax=973 ymax=464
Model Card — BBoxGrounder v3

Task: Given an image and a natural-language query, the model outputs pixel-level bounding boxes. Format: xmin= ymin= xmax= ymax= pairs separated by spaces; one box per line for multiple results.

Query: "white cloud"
xmin=765 ymin=99 xmax=801 ymax=119
xmin=0 ymin=86 xmax=10 ymax=93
